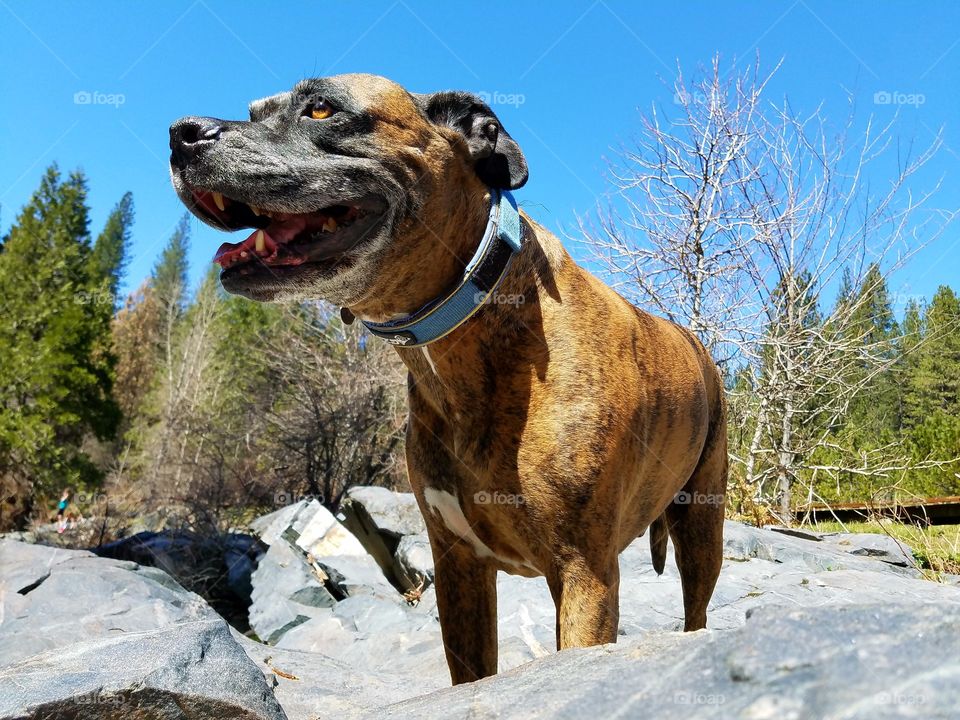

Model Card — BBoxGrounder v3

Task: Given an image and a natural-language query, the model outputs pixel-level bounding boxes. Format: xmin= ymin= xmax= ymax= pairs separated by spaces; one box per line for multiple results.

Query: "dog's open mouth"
xmin=189 ymin=189 xmax=385 ymax=269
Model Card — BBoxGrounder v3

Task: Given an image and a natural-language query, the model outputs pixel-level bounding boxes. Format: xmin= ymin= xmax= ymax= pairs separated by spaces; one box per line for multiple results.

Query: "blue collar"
xmin=361 ymin=189 xmax=523 ymax=348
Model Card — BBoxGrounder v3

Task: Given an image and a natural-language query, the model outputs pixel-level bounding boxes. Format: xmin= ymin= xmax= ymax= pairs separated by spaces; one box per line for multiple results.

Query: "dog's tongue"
xmin=213 ymin=216 xmax=318 ymax=268
xmin=214 ymin=229 xmax=271 ymax=267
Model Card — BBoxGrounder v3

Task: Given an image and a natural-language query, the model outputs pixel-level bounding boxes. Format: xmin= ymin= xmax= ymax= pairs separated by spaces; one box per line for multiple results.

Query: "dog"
xmin=169 ymin=73 xmax=727 ymax=685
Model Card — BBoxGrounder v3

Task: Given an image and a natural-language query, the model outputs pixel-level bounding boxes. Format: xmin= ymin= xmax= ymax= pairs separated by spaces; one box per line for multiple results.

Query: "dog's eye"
xmin=305 ymin=99 xmax=335 ymax=120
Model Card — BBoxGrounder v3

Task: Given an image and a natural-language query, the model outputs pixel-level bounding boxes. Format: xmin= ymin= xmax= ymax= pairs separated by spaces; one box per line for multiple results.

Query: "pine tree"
xmin=896 ymin=297 xmax=924 ymax=431
xmin=845 ymin=264 xmax=901 ymax=441
xmin=153 ymin=214 xmax=190 ymax=316
xmin=903 ymin=286 xmax=960 ymax=494
xmin=90 ymin=192 xmax=133 ymax=301
xmin=906 ymin=287 xmax=960 ymax=420
xmin=0 ymin=166 xmax=120 ymax=502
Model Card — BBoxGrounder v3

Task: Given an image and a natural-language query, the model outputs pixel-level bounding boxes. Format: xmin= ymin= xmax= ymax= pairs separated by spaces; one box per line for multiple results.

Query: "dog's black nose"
xmin=169 ymin=116 xmax=223 ymax=167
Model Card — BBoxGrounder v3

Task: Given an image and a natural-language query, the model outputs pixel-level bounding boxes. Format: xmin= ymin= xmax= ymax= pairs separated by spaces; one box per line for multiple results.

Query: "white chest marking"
xmin=424 ymin=488 xmax=495 ymax=559
xmin=423 ymin=488 xmax=539 ymax=573
xmin=421 ymin=347 xmax=438 ymax=376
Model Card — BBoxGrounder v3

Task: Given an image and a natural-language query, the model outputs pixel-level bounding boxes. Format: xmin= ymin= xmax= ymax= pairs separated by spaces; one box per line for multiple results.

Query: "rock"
xmin=0 ymin=539 xmax=285 ymax=720
xmin=249 ymin=540 xmax=337 ymax=644
xmin=233 ymin=630 xmax=434 ymax=720
xmin=340 ymin=487 xmax=427 ymax=538
xmin=822 ymin=531 xmax=915 ymax=566
xmin=765 ymin=523 xmax=915 ymax=566
xmin=9 ymin=492 xmax=960 ymax=720
xmin=721 ymin=520 xmax=917 ymax=575
xmin=249 ymin=500 xmax=311 ymax=546
xmin=0 ymin=619 xmax=286 ymax=720
xmin=396 ymin=533 xmax=435 ymax=586
xmin=293 ymin=500 xmax=367 ymax=558
xmin=0 ymin=541 xmax=215 ymax=663
xmin=248 ymin=498 xmax=394 ymax=645
xmin=246 ymin=498 xmax=960 ymax=692
xmin=339 ymin=487 xmax=427 ymax=591
xmin=379 ymin=603 xmax=960 ymax=720
xmin=316 ymin=553 xmax=398 ymax=599
xmin=91 ymin=530 xmax=266 ymax=631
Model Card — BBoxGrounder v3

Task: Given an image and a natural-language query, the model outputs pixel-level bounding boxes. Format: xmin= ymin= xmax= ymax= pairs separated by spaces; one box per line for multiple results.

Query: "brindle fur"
xmin=169 ymin=74 xmax=727 ymax=686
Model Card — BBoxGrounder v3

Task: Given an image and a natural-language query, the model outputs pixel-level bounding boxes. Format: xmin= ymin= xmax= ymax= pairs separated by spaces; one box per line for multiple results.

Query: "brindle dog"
xmin=169 ymin=73 xmax=727 ymax=685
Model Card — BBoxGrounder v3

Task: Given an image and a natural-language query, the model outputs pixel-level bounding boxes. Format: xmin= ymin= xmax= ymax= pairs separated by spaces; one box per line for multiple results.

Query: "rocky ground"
xmin=2 ymin=487 xmax=959 ymax=719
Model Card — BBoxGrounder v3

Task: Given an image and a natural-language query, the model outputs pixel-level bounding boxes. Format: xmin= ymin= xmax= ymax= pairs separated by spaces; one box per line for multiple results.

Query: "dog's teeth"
xmin=255 ymin=230 xmax=265 ymax=253
xmin=250 ymin=205 xmax=262 ymax=216
xmin=323 ymin=217 xmax=338 ymax=233
xmin=212 ymin=192 xmax=226 ymax=212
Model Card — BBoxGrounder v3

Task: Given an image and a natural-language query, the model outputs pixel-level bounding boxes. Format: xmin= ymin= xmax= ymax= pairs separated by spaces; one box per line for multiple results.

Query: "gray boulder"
xmin=0 ymin=540 xmax=285 ymax=720
xmin=292 ymin=500 xmax=367 ymax=558
xmin=339 ymin=487 xmax=427 ymax=538
xmin=244 ymin=499 xmax=960 ymax=696
xmin=339 ymin=487 xmax=428 ymax=592
xmin=250 ymin=500 xmax=312 ymax=545
xmin=248 ymin=498 xmax=395 ymax=645
xmin=379 ymin=603 xmax=960 ymax=720
xmin=766 ymin=524 xmax=916 ymax=566
xmin=249 ymin=540 xmax=337 ymax=644
xmin=234 ymin=630 xmax=432 ymax=720
xmin=396 ymin=532 xmax=435 ymax=586
xmin=91 ymin=530 xmax=265 ymax=630
xmin=822 ymin=530 xmax=916 ymax=566
xmin=1 ymin=619 xmax=286 ymax=720
xmin=721 ymin=520 xmax=918 ymax=575
xmin=0 ymin=541 xmax=214 ymax=663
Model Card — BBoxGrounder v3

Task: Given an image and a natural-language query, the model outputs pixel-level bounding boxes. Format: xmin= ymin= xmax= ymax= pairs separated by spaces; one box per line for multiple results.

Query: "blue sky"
xmin=1 ymin=1 xmax=958 ymax=313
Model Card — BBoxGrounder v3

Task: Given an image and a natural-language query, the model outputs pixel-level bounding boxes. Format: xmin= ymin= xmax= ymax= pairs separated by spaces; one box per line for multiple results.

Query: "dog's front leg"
xmin=406 ymin=390 xmax=498 ymax=682
xmin=430 ymin=537 xmax=498 ymax=683
xmin=548 ymin=554 xmax=620 ymax=649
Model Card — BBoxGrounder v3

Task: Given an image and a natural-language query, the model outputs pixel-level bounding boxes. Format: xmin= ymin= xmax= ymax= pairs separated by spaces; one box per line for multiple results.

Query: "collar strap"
xmin=361 ymin=189 xmax=523 ymax=348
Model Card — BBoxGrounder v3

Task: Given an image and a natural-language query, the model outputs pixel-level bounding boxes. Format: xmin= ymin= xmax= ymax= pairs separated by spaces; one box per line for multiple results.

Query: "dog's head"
xmin=169 ymin=73 xmax=527 ymax=308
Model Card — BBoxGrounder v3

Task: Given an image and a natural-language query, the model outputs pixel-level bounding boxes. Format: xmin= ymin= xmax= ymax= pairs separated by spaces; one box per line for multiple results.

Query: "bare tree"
xmin=260 ymin=305 xmax=407 ymax=509
xmin=738 ymin=94 xmax=952 ymax=516
xmin=582 ymin=55 xmax=955 ymax=518
xmin=582 ymin=57 xmax=780 ymax=364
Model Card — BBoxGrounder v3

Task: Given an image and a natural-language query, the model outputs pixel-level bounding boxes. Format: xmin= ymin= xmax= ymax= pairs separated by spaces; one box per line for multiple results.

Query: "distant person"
xmin=56 ymin=489 xmax=71 ymax=534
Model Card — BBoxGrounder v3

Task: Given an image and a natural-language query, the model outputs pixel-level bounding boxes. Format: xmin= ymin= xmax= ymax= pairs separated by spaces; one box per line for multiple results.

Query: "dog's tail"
xmin=649 ymin=514 xmax=669 ymax=575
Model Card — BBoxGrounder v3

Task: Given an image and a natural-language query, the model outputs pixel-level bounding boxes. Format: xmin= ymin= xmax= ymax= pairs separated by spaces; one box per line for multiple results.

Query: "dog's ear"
xmin=415 ymin=91 xmax=528 ymax=190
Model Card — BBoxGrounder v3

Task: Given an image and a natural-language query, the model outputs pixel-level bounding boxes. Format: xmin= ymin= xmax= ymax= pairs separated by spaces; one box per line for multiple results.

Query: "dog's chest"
xmin=422 ymin=487 xmax=539 ymax=576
